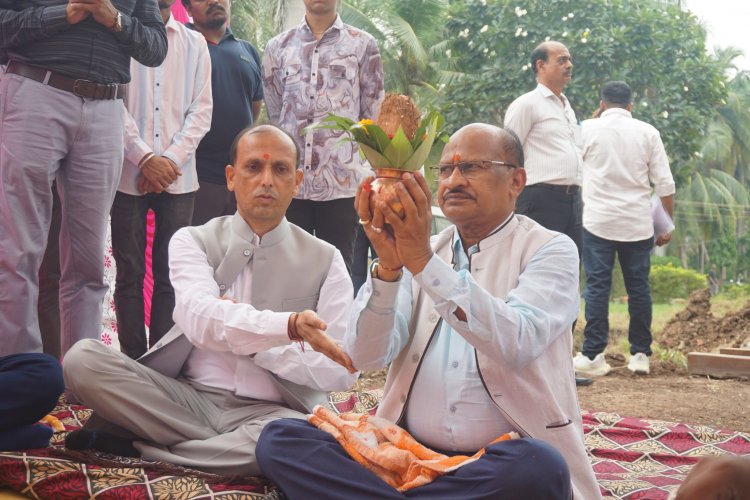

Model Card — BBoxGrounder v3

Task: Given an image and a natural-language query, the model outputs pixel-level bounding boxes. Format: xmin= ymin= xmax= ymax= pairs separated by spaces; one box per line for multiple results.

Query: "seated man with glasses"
xmin=256 ymin=123 xmax=601 ymax=499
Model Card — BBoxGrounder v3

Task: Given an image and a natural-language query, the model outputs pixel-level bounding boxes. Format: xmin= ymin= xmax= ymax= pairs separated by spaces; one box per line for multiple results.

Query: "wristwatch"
xmin=110 ymin=11 xmax=123 ymax=33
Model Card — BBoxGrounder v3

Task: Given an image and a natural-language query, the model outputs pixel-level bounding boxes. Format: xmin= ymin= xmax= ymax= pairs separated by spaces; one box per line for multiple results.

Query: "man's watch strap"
xmin=110 ymin=11 xmax=123 ymax=32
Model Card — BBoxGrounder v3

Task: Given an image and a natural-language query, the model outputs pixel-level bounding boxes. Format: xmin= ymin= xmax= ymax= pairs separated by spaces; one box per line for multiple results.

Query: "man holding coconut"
xmin=256 ymin=123 xmax=601 ymax=499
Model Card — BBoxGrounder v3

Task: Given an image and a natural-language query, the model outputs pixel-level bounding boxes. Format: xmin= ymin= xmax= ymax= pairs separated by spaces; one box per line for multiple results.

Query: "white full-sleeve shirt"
xmin=581 ymin=108 xmax=675 ymax=242
xmin=168 ymin=225 xmax=357 ymax=402
xmin=504 ymin=83 xmax=582 ymax=186
xmin=120 ymin=14 xmax=213 ymax=195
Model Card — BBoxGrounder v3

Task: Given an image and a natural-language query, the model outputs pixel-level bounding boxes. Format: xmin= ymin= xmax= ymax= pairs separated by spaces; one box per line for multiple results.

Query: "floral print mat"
xmin=1 ymin=390 xmax=748 ymax=499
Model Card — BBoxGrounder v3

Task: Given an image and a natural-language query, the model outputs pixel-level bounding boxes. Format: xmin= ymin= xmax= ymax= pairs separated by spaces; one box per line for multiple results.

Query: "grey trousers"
xmin=0 ymin=69 xmax=123 ymax=356
xmin=63 ymin=339 xmax=305 ymax=475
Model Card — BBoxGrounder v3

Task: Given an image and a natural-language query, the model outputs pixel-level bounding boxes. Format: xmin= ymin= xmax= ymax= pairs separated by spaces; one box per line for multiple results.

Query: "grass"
xmin=573 ymin=294 xmax=750 ymax=366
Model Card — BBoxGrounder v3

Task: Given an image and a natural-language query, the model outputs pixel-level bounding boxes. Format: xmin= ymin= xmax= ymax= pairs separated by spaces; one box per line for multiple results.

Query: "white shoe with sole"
xmin=573 ymin=352 xmax=611 ymax=377
xmin=627 ymin=353 xmax=650 ymax=375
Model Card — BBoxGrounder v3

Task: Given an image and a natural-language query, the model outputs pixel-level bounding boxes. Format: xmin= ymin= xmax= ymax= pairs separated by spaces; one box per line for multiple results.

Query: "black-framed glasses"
xmin=428 ymin=160 xmax=519 ymax=180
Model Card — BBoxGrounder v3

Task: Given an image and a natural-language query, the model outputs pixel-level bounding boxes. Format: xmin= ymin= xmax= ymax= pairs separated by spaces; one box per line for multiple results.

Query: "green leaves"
xmin=305 ymin=111 xmax=444 ymax=171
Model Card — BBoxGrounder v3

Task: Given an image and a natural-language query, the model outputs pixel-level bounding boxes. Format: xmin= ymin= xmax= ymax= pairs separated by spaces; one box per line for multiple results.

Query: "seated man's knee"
xmin=62 ymin=339 xmax=109 ymax=391
xmin=256 ymin=418 xmax=314 ymax=470
xmin=34 ymin=354 xmax=64 ymax=405
xmin=490 ymin=438 xmax=571 ymax=498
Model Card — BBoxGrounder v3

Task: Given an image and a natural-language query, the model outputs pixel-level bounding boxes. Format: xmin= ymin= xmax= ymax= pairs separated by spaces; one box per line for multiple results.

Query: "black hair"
xmin=601 ymin=81 xmax=632 ymax=107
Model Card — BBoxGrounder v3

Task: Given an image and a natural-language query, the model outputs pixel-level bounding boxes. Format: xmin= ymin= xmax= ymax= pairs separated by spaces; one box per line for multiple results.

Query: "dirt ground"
xmin=581 ymin=289 xmax=750 ymax=433
xmin=360 ymin=290 xmax=750 ymax=433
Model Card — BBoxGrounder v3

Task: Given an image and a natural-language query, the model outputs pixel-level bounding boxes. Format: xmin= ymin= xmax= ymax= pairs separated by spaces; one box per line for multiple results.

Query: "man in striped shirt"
xmin=0 ymin=1 xmax=167 ymax=357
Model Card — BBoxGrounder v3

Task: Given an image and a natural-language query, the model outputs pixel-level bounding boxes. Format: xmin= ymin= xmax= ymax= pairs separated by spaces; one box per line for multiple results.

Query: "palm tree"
xmin=231 ymin=0 xmax=289 ymax=48
xmin=340 ymin=0 xmax=459 ymax=106
xmin=668 ymin=45 xmax=750 ymax=274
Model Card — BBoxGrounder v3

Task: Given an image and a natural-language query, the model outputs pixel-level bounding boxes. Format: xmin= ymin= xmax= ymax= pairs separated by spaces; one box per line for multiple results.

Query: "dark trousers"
xmin=351 ymin=225 xmax=377 ymax=296
xmin=0 ymin=353 xmax=64 ymax=450
xmin=257 ymin=418 xmax=571 ymax=500
xmin=286 ymin=197 xmax=358 ymax=273
xmin=38 ymin=182 xmax=62 ymax=359
xmin=191 ymin=181 xmax=236 ymax=226
xmin=582 ymin=229 xmax=654 ymax=358
xmin=516 ymin=184 xmax=582 ymax=255
xmin=110 ymin=191 xmax=195 ymax=359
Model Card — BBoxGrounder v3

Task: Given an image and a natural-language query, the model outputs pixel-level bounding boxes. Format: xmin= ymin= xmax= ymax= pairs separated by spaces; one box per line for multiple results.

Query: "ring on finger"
xmin=370 ymin=225 xmax=383 ymax=233
xmin=358 ymin=218 xmax=371 ymax=225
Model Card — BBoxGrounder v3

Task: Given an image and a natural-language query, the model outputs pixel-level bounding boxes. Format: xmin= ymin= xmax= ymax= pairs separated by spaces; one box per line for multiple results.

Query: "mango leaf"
xmin=359 ymin=144 xmax=394 ymax=169
xmin=349 ymin=123 xmax=378 ymax=149
xmin=367 ymin=124 xmax=392 ymax=152
xmin=303 ymin=114 xmax=356 ymax=135
xmin=410 ymin=111 xmax=445 ymax=150
xmin=381 ymin=126 xmax=414 ymax=167
xmin=401 ymin=115 xmax=440 ymax=171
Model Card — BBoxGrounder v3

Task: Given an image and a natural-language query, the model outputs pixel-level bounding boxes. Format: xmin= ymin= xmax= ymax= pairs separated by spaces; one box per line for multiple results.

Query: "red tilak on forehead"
xmin=263 ymin=153 xmax=271 ymax=160
xmin=452 ymin=153 xmax=461 ymax=164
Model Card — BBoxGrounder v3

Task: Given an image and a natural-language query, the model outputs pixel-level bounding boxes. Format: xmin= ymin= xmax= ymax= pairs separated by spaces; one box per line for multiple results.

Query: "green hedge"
xmin=649 ymin=264 xmax=707 ymax=303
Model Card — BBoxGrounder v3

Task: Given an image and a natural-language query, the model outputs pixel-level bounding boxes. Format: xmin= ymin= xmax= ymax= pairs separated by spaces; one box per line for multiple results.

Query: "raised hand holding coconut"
xmin=377 ymin=171 xmax=435 ymax=276
xmin=307 ymin=94 xmax=444 ymax=223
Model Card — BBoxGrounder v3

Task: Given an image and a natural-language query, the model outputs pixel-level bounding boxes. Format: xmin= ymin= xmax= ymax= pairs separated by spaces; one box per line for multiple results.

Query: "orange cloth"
xmin=308 ymin=405 xmax=519 ymax=492
xmin=39 ymin=414 xmax=65 ymax=432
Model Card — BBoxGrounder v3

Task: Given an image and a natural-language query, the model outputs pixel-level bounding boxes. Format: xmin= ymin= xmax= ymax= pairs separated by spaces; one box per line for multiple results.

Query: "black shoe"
xmin=65 ymin=429 xmax=139 ymax=458
xmin=575 ymin=376 xmax=593 ymax=386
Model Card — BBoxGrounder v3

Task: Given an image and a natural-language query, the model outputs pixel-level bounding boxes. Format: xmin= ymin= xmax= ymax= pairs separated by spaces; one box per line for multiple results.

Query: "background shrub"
xmin=649 ymin=264 xmax=707 ymax=303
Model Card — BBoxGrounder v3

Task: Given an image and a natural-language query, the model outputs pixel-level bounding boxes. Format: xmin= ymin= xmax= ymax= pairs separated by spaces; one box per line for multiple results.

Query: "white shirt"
xmin=346 ymin=229 xmax=580 ymax=451
xmin=120 ymin=14 xmax=213 ymax=196
xmin=504 ymin=83 xmax=582 ymax=186
xmin=581 ymin=108 xmax=675 ymax=242
xmin=168 ymin=223 xmax=357 ymax=402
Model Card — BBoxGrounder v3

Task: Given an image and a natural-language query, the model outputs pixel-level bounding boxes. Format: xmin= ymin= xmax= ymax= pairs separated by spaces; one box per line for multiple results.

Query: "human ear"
xmin=226 ymin=165 xmax=236 ymax=192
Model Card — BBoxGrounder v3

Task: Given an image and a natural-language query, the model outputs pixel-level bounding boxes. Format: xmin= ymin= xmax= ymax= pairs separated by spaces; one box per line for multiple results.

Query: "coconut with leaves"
xmin=308 ymin=94 xmax=444 ymax=217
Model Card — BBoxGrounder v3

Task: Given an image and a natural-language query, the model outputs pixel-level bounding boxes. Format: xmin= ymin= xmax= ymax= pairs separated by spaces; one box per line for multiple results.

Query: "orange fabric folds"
xmin=308 ymin=405 xmax=519 ymax=492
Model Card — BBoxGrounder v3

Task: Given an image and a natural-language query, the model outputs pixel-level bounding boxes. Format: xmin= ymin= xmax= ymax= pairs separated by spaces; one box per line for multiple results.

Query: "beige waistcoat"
xmin=378 ymin=215 xmax=601 ymax=500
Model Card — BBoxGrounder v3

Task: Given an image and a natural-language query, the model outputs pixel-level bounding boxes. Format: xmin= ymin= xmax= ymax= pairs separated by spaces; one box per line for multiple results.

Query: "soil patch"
xmin=659 ymin=288 xmax=750 ymax=354
xmin=576 ymin=355 xmax=750 ymax=433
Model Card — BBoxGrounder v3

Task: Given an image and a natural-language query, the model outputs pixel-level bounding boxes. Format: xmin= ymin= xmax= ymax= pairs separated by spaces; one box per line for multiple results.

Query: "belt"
xmin=6 ymin=61 xmax=124 ymax=100
xmin=528 ymin=183 xmax=580 ymax=194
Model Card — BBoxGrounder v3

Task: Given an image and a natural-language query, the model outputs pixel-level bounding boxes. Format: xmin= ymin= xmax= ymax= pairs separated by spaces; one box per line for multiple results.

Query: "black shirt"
xmin=0 ymin=0 xmax=167 ymax=83
xmin=190 ymin=26 xmax=263 ymax=185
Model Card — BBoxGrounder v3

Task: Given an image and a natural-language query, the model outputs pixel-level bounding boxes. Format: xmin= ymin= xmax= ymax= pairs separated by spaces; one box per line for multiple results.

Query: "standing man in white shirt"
xmin=504 ymin=41 xmax=582 ymax=252
xmin=573 ymin=81 xmax=675 ymax=377
xmin=63 ymin=124 xmax=357 ymax=474
xmin=111 ymin=0 xmax=213 ymax=360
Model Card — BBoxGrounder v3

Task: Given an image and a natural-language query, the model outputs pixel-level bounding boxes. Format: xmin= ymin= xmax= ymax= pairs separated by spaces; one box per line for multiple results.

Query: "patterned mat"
xmin=1 ymin=391 xmax=748 ymax=499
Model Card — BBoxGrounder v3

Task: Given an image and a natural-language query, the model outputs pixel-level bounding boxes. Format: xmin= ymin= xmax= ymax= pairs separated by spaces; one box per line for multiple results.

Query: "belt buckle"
xmin=73 ymin=79 xmax=94 ymax=98
xmin=107 ymin=83 xmax=119 ymax=99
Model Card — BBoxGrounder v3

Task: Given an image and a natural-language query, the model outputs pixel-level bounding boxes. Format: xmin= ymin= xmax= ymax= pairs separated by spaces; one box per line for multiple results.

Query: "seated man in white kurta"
xmin=62 ymin=124 xmax=357 ymax=475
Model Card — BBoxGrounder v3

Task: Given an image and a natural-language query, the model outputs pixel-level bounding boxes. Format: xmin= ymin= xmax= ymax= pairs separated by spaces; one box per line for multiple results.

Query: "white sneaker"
xmin=627 ymin=353 xmax=650 ymax=375
xmin=573 ymin=352 xmax=611 ymax=377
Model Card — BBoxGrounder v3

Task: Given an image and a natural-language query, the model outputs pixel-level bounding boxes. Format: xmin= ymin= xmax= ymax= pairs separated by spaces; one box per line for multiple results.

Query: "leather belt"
xmin=6 ymin=61 xmax=124 ymax=100
xmin=527 ymin=183 xmax=580 ymax=194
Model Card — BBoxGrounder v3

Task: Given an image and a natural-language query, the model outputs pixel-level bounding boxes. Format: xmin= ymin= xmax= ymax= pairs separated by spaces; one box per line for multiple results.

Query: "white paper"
xmin=652 ymin=194 xmax=675 ymax=236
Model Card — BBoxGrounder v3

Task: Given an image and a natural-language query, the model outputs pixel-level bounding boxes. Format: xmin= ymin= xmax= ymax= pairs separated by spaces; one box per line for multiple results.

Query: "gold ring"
xmin=370 ymin=225 xmax=383 ymax=233
xmin=358 ymin=218 xmax=371 ymax=225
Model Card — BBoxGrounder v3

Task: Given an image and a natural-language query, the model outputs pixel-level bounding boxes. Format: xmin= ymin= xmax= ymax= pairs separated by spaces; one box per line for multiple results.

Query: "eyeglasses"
xmin=428 ymin=160 xmax=519 ymax=180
